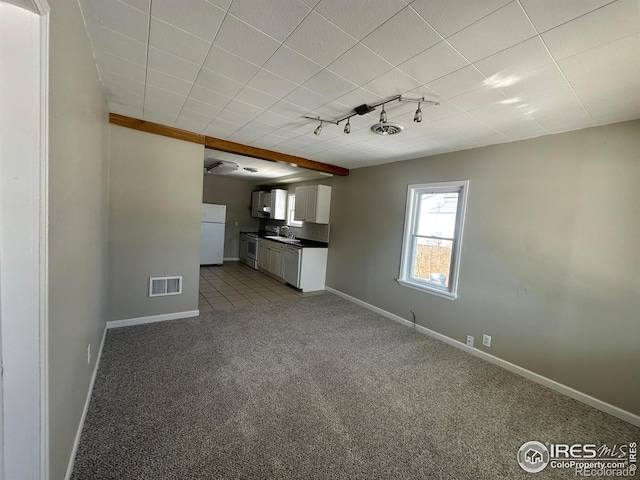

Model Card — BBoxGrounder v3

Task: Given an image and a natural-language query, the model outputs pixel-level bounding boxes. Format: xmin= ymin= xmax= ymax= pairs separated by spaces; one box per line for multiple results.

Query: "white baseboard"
xmin=325 ymin=287 xmax=640 ymax=428
xmin=106 ymin=310 xmax=199 ymax=329
xmin=64 ymin=324 xmax=108 ymax=480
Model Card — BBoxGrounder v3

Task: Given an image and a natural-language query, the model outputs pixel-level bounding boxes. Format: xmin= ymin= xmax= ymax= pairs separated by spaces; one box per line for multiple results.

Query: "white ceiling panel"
xmin=474 ymin=37 xmax=554 ymax=83
xmin=447 ymin=2 xmax=538 ymax=63
xmin=497 ymin=119 xmax=547 ymax=140
xmin=175 ymin=110 xmax=212 ymax=132
xmin=234 ymin=86 xmax=280 ymax=111
xmin=361 ymin=7 xmax=441 ymax=66
xmin=585 ymin=98 xmax=640 ymax=120
xmin=213 ymin=15 xmax=282 ymax=65
xmin=558 ymin=33 xmax=640 ymax=105
xmin=302 ymin=70 xmax=358 ymax=99
xmin=79 ymin=0 xmax=640 ymax=174
xmin=542 ymin=0 xmax=640 ymax=60
xmin=227 ymin=0 xmax=311 ymax=42
xmin=362 ymin=68 xmax=422 ymax=98
xmin=121 ymin=0 xmax=149 ymax=13
xmin=263 ymin=46 xmax=324 ymax=85
xmin=284 ymin=11 xmax=357 ymax=66
xmin=216 ymin=109 xmax=249 ymax=126
xmin=183 ymin=98 xmax=222 ymax=117
xmin=149 ymin=17 xmax=211 ymax=65
xmin=223 ymin=98 xmax=264 ymax=118
xmin=94 ymin=49 xmax=146 ymax=83
xmin=144 ymin=97 xmax=183 ymax=116
xmin=206 ymin=0 xmax=232 ymax=10
xmin=409 ymin=0 xmax=512 ymax=38
xmin=314 ymin=0 xmax=407 ymax=41
xmin=327 ymin=44 xmax=394 ymax=87
xmin=146 ymin=47 xmax=201 ymax=82
xmin=104 ymin=87 xmax=144 ymax=109
xmin=202 ymin=46 xmax=261 ymax=84
xmin=146 ymin=68 xmax=194 ymax=96
xmin=82 ymin=0 xmax=150 ymax=43
xmin=283 ymin=86 xmax=330 ymax=111
xmin=85 ymin=22 xmax=147 ymax=66
xmin=194 ymin=68 xmax=244 ymax=97
xmin=426 ymin=65 xmax=486 ymax=99
xmin=151 ymin=0 xmax=225 ymax=42
xmin=188 ymin=84 xmax=232 ymax=108
xmin=497 ymin=64 xmax=570 ymax=98
xmin=397 ymin=41 xmax=469 ymax=85
xmin=102 ymin=72 xmax=145 ymax=96
xmin=144 ymin=85 xmax=187 ymax=107
xmin=246 ymin=69 xmax=299 ymax=98
xmin=520 ymin=0 xmax=616 ymax=34
xmin=450 ymin=85 xmax=508 ymax=111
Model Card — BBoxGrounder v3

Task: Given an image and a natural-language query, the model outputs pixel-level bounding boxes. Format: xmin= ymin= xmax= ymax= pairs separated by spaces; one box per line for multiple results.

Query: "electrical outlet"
xmin=482 ymin=334 xmax=492 ymax=347
xmin=87 ymin=344 xmax=91 ymax=364
xmin=466 ymin=335 xmax=474 ymax=347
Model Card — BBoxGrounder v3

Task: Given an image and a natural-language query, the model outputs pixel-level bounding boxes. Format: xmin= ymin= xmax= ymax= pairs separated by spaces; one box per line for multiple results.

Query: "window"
xmin=398 ymin=181 xmax=468 ymax=299
xmin=287 ymin=193 xmax=302 ymax=227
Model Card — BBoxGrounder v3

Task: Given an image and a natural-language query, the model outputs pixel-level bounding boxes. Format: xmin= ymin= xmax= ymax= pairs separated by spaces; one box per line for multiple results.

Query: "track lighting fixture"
xmin=379 ymin=105 xmax=387 ymax=123
xmin=303 ymin=95 xmax=438 ymax=136
xmin=414 ymin=102 xmax=422 ymax=123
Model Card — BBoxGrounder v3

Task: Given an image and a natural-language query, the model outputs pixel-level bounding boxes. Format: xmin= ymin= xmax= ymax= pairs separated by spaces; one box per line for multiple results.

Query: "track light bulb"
xmin=313 ymin=121 xmax=323 ymax=136
xmin=380 ymin=105 xmax=387 ymax=123
xmin=344 ymin=119 xmax=351 ymax=134
xmin=414 ymin=102 xmax=422 ymax=123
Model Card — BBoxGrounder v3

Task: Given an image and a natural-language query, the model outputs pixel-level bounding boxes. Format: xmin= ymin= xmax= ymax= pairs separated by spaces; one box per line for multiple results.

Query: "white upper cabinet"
xmin=252 ymin=189 xmax=287 ymax=219
xmin=294 ymin=184 xmax=331 ymax=224
xmin=270 ymin=188 xmax=287 ymax=220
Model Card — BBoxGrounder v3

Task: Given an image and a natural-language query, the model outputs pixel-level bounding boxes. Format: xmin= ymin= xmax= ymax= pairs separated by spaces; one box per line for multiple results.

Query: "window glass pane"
xmin=416 ymin=192 xmax=459 ymax=238
xmin=412 ymin=237 xmax=453 ymax=287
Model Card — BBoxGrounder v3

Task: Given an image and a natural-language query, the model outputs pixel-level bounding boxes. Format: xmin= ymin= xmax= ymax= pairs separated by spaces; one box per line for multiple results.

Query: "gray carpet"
xmin=72 ymin=294 xmax=639 ymax=479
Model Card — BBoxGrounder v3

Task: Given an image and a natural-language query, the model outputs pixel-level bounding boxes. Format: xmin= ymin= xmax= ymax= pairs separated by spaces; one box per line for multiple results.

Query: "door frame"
xmin=0 ymin=1 xmax=50 ymax=479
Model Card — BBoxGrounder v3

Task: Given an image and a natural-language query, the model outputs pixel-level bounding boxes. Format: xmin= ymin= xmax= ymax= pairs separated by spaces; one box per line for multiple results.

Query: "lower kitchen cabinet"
xmin=269 ymin=248 xmax=284 ymax=278
xmin=258 ymin=239 xmax=328 ymax=291
xmin=258 ymin=239 xmax=285 ymax=281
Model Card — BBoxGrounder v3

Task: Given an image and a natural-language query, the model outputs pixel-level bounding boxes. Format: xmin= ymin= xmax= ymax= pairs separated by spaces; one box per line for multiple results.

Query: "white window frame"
xmin=287 ymin=193 xmax=302 ymax=227
xmin=398 ymin=180 xmax=469 ymax=300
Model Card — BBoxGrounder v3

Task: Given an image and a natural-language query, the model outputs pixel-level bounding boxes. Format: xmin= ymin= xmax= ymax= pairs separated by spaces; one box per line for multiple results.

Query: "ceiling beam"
xmin=204 ymin=137 xmax=349 ymax=176
xmin=109 ymin=113 xmax=349 ymax=177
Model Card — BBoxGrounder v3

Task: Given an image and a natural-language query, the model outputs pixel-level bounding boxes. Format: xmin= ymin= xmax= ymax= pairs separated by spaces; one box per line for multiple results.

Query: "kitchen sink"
xmin=265 ymin=235 xmax=301 ymax=244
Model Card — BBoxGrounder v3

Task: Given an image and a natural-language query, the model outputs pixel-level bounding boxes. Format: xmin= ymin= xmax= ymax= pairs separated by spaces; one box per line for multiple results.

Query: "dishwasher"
xmin=283 ymin=245 xmax=301 ymax=288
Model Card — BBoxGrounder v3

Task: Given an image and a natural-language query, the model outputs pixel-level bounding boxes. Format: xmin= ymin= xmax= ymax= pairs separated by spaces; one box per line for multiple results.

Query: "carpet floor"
xmin=72 ymin=294 xmax=639 ymax=479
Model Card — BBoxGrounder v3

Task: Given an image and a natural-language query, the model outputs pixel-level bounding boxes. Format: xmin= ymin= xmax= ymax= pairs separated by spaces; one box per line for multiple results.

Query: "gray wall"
xmin=48 ymin=0 xmax=110 ymax=477
xmin=203 ymin=174 xmax=259 ymax=258
xmin=108 ymin=125 xmax=203 ymax=321
xmin=326 ymin=119 xmax=640 ymax=416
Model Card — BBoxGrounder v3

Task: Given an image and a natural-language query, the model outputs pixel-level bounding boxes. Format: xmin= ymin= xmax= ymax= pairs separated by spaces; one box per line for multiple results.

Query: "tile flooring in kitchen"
xmin=199 ymin=261 xmax=323 ymax=312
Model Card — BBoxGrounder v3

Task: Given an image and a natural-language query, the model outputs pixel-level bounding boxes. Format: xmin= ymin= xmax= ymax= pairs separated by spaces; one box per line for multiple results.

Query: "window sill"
xmin=396 ymin=278 xmax=457 ymax=300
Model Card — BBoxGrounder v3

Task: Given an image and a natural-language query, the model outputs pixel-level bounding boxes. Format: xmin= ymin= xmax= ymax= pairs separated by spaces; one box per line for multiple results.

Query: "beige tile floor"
xmin=199 ymin=261 xmax=323 ymax=312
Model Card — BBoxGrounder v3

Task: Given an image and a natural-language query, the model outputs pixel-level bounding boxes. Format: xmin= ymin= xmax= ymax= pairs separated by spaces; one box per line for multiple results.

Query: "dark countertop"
xmin=256 ymin=231 xmax=328 ymax=249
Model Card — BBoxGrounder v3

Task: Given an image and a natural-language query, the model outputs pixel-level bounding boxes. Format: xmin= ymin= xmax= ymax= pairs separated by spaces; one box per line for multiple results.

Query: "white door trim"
xmin=0 ymin=2 xmax=50 ymax=479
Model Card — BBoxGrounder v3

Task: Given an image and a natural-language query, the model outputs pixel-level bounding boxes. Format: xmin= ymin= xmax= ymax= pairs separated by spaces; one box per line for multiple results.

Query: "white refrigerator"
xmin=200 ymin=203 xmax=226 ymax=265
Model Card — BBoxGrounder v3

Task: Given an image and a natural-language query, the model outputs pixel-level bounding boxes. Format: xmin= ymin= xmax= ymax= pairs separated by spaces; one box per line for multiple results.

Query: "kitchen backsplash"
xmin=259 ymin=218 xmax=330 ymax=244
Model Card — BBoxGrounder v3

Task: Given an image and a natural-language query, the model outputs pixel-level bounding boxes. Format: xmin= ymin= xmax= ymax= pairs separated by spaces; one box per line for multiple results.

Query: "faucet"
xmin=280 ymin=225 xmax=291 ymax=238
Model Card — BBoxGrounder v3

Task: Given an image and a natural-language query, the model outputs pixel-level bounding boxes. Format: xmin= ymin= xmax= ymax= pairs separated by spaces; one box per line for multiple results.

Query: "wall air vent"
xmin=149 ymin=276 xmax=183 ymax=297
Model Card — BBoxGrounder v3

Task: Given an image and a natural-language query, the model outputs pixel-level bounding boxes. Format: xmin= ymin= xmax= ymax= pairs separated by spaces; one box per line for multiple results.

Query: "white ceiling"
xmin=79 ymin=0 xmax=640 ymax=170
xmin=203 ymin=148 xmax=331 ymax=182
